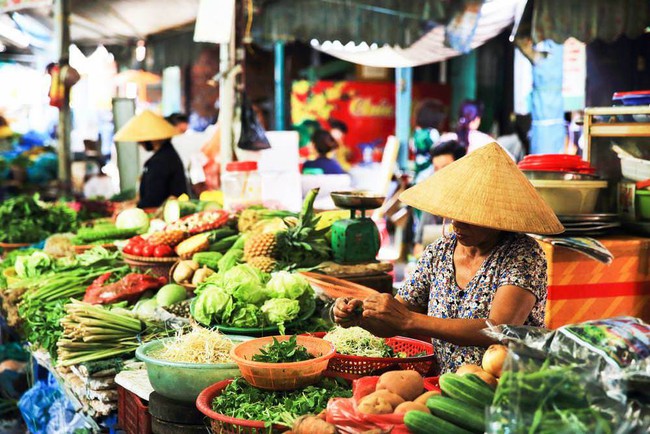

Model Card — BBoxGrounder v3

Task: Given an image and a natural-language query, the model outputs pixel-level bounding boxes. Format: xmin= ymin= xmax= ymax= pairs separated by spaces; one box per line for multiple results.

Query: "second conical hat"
xmin=399 ymin=142 xmax=564 ymax=235
xmin=113 ymin=110 xmax=178 ymax=142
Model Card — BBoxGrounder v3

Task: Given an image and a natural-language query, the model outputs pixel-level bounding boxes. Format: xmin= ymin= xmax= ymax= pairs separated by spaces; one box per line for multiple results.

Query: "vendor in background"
xmin=113 ymin=110 xmax=188 ymax=208
xmin=413 ymin=140 xmax=466 ymax=257
xmin=83 ymin=159 xmax=115 ymax=199
xmin=440 ymin=100 xmax=494 ymax=154
xmin=412 ymin=99 xmax=446 ymax=180
xmin=333 ymin=143 xmax=564 ymax=374
xmin=302 ymin=130 xmax=347 ymax=175
xmin=329 ymin=118 xmax=352 ymax=172
xmin=165 ymin=112 xmax=190 ymax=134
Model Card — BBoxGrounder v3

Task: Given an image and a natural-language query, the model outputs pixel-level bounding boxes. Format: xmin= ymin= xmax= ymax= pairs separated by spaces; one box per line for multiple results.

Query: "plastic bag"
xmin=237 ymin=94 xmax=270 ymax=151
xmin=485 ymin=317 xmax=650 ymax=434
xmin=17 ymin=375 xmax=62 ymax=434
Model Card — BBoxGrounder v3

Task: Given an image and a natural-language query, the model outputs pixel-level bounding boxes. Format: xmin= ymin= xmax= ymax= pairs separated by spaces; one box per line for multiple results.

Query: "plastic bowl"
xmin=530 ymin=179 xmax=607 ymax=215
xmin=230 ymin=335 xmax=335 ymax=390
xmin=136 ymin=334 xmax=252 ymax=402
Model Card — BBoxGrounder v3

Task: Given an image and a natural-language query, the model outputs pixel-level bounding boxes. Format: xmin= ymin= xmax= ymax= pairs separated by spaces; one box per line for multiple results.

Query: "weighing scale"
xmin=330 ymin=191 xmax=384 ymax=264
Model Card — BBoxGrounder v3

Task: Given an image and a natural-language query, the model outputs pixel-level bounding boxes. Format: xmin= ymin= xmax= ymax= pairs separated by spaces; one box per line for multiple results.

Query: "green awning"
xmin=254 ymin=0 xmax=482 ymax=47
xmin=515 ymin=0 xmax=649 ymax=44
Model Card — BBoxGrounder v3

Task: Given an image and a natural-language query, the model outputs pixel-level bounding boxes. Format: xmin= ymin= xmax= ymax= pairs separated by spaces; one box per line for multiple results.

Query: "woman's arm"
xmin=362 ymin=285 xmax=536 ymax=346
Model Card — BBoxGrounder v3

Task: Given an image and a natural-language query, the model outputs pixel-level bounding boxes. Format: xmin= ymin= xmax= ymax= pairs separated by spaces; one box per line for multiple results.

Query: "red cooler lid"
xmin=225 ymin=161 xmax=258 ymax=172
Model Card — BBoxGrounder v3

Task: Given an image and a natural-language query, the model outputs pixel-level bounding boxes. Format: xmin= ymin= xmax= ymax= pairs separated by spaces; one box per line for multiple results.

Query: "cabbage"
xmin=230 ymin=303 xmax=262 ymax=328
xmin=190 ymin=285 xmax=234 ymax=326
xmin=260 ymin=298 xmax=300 ymax=326
xmin=115 ymin=208 xmax=149 ymax=231
xmin=266 ymin=271 xmax=314 ymax=300
xmin=223 ymin=264 xmax=269 ymax=305
xmin=14 ymin=251 xmax=52 ymax=278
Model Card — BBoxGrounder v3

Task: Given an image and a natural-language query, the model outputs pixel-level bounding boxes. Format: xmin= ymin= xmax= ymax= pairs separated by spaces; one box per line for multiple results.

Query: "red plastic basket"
xmin=196 ymin=379 xmax=290 ymax=434
xmin=307 ymin=332 xmax=436 ymax=379
xmin=117 ymin=385 xmax=152 ymax=434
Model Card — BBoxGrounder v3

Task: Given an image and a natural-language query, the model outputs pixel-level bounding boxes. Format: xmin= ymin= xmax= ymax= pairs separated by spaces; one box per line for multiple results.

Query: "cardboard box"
xmin=540 ymin=236 xmax=650 ymax=328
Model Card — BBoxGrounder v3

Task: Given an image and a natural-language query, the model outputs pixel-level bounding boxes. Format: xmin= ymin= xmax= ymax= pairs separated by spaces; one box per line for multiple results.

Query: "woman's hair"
xmin=431 ymin=140 xmax=466 ymax=161
xmin=456 ymin=100 xmax=483 ymax=150
xmin=311 ymin=130 xmax=337 ymax=155
xmin=415 ymin=99 xmax=446 ymax=130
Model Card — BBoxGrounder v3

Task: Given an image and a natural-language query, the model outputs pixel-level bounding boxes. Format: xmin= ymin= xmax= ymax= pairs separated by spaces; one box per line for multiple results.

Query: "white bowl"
xmin=530 ymin=180 xmax=608 ymax=215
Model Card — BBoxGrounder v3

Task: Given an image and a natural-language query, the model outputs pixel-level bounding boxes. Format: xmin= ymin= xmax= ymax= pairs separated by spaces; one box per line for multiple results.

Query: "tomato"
xmin=153 ymin=245 xmax=173 ymax=258
xmin=132 ymin=244 xmax=143 ymax=256
xmin=130 ymin=236 xmax=145 ymax=245
xmin=122 ymin=244 xmax=134 ymax=255
xmin=142 ymin=244 xmax=156 ymax=257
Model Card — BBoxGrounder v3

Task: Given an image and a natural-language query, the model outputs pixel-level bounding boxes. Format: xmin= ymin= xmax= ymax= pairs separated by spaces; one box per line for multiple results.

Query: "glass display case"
xmin=583 ymin=105 xmax=650 ymax=231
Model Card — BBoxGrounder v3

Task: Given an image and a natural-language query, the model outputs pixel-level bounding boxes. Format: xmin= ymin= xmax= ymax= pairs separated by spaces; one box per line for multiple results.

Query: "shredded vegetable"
xmin=324 ymin=326 xmax=396 ymax=357
xmin=150 ymin=326 xmax=234 ymax=364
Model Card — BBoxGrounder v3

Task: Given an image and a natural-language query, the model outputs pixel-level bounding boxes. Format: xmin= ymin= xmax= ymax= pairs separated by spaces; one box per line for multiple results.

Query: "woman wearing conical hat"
xmin=114 ymin=110 xmax=188 ymax=208
xmin=333 ymin=142 xmax=563 ymax=374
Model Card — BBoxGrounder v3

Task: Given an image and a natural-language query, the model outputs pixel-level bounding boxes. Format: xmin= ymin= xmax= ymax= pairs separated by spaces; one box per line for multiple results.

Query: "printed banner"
xmin=291 ymin=80 xmax=450 ymax=163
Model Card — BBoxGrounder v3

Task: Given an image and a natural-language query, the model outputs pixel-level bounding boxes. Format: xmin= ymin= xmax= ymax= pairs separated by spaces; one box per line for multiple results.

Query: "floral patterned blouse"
xmin=397 ymin=232 xmax=547 ymax=374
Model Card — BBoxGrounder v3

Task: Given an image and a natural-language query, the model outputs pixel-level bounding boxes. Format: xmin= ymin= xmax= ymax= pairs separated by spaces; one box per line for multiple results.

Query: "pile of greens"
xmin=212 ymin=377 xmax=352 ymax=427
xmin=0 ymin=195 xmax=77 ymax=243
xmin=324 ymin=326 xmax=400 ymax=358
xmin=191 ymin=267 xmax=315 ymax=332
xmin=252 ymin=335 xmax=314 ymax=363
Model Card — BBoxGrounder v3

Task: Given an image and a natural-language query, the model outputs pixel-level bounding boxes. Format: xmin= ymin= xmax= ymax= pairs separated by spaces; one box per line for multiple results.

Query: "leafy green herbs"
xmin=0 ymin=195 xmax=77 ymax=243
xmin=211 ymin=377 xmax=352 ymax=427
xmin=252 ymin=335 xmax=314 ymax=363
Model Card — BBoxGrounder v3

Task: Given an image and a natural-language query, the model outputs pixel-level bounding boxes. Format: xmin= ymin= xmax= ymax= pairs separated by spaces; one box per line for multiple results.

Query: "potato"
xmin=414 ymin=390 xmax=441 ymax=406
xmin=363 ymin=390 xmax=404 ymax=408
xmin=292 ymin=415 xmax=337 ymax=434
xmin=357 ymin=394 xmax=393 ymax=415
xmin=376 ymin=370 xmax=424 ymax=401
xmin=473 ymin=369 xmax=498 ymax=388
xmin=456 ymin=364 xmax=482 ymax=375
xmin=393 ymin=401 xmax=430 ymax=415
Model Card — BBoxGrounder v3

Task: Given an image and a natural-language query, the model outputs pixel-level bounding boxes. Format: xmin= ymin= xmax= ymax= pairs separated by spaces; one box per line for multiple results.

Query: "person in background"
xmin=413 ymin=140 xmax=467 ymax=257
xmin=302 ymin=130 xmax=347 ymax=175
xmin=496 ymin=113 xmax=526 ymax=162
xmin=113 ymin=110 xmax=188 ymax=208
xmin=83 ymin=159 xmax=115 ymax=199
xmin=165 ymin=113 xmax=190 ymax=134
xmin=413 ymin=99 xmax=446 ymax=180
xmin=329 ymin=118 xmax=352 ymax=172
xmin=440 ymin=100 xmax=494 ymax=154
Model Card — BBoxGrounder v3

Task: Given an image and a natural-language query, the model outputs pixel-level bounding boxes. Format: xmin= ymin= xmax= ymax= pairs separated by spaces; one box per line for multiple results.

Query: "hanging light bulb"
xmin=135 ymin=40 xmax=146 ymax=62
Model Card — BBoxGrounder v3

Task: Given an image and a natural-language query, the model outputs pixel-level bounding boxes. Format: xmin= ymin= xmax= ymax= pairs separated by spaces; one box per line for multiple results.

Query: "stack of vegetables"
xmin=0 ymin=195 xmax=77 ymax=244
xmin=190 ymin=267 xmax=315 ymax=333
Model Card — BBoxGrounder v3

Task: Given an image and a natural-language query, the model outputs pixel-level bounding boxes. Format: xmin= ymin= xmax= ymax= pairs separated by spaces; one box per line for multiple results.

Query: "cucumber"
xmin=439 ymin=373 xmax=495 ymax=408
xmin=208 ymin=227 xmax=238 ymax=241
xmin=209 ymin=235 xmax=240 ymax=253
xmin=426 ymin=395 xmax=485 ymax=433
xmin=404 ymin=410 xmax=474 ymax=434
xmin=192 ymin=252 xmax=223 ymax=270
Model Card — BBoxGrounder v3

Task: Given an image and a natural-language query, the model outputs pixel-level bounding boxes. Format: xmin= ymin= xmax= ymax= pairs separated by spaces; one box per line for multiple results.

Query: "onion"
xmin=456 ymin=364 xmax=482 ymax=375
xmin=474 ymin=369 xmax=498 ymax=388
xmin=482 ymin=344 xmax=508 ymax=378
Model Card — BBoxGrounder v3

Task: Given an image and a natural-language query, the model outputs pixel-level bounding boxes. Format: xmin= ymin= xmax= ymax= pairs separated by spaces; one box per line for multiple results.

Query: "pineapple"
xmin=247 ymin=256 xmax=277 ymax=273
xmin=175 ymin=232 xmax=210 ymax=259
xmin=243 ymin=189 xmax=330 ymax=270
xmin=237 ymin=208 xmax=260 ymax=232
xmin=244 ymin=232 xmax=277 ymax=260
xmin=148 ymin=230 xmax=187 ymax=247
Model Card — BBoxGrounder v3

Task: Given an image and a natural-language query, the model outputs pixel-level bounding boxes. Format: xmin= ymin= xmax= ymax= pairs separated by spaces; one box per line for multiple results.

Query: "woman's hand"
xmin=362 ymin=293 xmax=414 ymax=335
xmin=332 ymin=297 xmax=363 ymax=327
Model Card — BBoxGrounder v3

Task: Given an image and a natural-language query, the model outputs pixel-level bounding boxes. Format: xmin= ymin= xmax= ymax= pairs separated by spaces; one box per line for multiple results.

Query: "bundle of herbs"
xmin=0 ymin=195 xmax=77 ymax=243
xmin=252 ymin=335 xmax=314 ymax=363
xmin=57 ymin=300 xmax=165 ymax=366
xmin=211 ymin=377 xmax=351 ymax=427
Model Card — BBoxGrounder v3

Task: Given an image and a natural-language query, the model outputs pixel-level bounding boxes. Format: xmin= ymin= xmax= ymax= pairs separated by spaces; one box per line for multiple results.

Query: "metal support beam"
xmin=395 ymin=67 xmax=413 ymax=171
xmin=219 ymin=20 xmax=236 ymax=165
xmin=274 ymin=40 xmax=286 ymax=130
xmin=55 ymin=0 xmax=71 ymax=193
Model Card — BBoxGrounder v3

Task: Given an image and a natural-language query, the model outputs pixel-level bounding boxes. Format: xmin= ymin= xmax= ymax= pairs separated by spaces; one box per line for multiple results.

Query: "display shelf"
xmin=589 ymin=123 xmax=650 ymax=138
xmin=32 ymin=350 xmax=102 ymax=432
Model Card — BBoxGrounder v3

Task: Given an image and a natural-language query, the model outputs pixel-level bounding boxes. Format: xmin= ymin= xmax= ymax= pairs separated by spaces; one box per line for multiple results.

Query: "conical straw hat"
xmin=399 ymin=142 xmax=564 ymax=235
xmin=113 ymin=110 xmax=178 ymax=142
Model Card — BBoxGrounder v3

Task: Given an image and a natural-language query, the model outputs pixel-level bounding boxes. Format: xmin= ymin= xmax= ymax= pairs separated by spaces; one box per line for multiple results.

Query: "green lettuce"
xmin=223 ymin=264 xmax=270 ymax=305
xmin=261 ymin=298 xmax=300 ymax=325
xmin=14 ymin=251 xmax=52 ymax=278
xmin=230 ymin=303 xmax=262 ymax=328
xmin=190 ymin=285 xmax=234 ymax=326
xmin=266 ymin=271 xmax=314 ymax=300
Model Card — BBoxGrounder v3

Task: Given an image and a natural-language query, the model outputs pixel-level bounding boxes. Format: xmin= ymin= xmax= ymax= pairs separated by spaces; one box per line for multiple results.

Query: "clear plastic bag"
xmin=485 ymin=317 xmax=650 ymax=434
